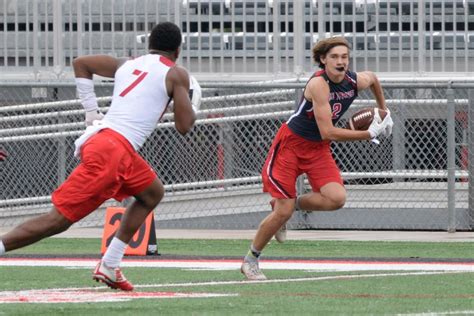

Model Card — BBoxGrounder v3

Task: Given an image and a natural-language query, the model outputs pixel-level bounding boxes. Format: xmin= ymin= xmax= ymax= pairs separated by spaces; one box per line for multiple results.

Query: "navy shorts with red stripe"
xmin=261 ymin=123 xmax=343 ymax=199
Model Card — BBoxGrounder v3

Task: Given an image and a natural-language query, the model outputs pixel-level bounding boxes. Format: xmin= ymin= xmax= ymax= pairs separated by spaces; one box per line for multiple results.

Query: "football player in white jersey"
xmin=0 ymin=22 xmax=200 ymax=291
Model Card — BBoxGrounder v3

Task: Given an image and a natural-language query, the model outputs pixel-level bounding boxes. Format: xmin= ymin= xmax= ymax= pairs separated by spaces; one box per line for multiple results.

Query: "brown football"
xmin=346 ymin=107 xmax=388 ymax=131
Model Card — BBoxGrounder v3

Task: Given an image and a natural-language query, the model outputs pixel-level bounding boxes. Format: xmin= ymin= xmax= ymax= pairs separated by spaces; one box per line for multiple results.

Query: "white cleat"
xmin=92 ymin=260 xmax=134 ymax=291
xmin=274 ymin=223 xmax=287 ymax=243
xmin=241 ymin=260 xmax=267 ymax=281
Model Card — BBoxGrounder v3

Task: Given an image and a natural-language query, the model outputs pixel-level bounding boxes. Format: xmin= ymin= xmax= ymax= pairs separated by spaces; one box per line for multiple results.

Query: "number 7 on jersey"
xmin=119 ymin=69 xmax=149 ymax=97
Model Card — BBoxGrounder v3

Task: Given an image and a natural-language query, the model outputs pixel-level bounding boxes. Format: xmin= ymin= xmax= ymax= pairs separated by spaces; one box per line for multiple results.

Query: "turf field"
xmin=0 ymin=238 xmax=473 ymax=315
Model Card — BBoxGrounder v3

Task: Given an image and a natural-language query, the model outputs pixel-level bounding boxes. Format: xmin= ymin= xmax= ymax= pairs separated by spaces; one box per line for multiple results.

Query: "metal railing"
xmin=0 ymin=79 xmax=471 ymax=231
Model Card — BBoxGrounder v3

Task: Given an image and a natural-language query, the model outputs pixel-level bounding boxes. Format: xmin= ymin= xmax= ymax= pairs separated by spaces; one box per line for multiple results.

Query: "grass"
xmin=8 ymin=237 xmax=474 ymax=259
xmin=1 ymin=238 xmax=473 ymax=315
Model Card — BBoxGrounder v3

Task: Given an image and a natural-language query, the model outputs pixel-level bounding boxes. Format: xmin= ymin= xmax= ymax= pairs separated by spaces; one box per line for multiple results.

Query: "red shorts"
xmin=261 ymin=123 xmax=343 ymax=199
xmin=52 ymin=128 xmax=157 ymax=222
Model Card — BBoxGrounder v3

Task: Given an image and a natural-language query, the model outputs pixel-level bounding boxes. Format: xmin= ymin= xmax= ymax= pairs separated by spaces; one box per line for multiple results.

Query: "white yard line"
xmin=396 ymin=311 xmax=474 ymax=316
xmin=0 ymin=267 xmax=471 ymax=304
xmin=1 ymin=258 xmax=473 ymax=272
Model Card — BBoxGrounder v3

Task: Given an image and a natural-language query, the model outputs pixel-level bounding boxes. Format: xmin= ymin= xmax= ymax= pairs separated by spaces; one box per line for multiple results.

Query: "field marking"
xmin=397 ymin=311 xmax=474 ymax=316
xmin=6 ymin=270 xmax=468 ymax=293
xmin=0 ymin=289 xmax=236 ymax=304
xmin=0 ymin=269 xmax=471 ymax=304
xmin=133 ymin=270 xmax=468 ymax=289
xmin=1 ymin=257 xmax=473 ymax=272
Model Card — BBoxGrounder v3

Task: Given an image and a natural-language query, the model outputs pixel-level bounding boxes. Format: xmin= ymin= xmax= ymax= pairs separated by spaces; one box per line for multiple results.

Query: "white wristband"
xmin=75 ymin=78 xmax=98 ymax=112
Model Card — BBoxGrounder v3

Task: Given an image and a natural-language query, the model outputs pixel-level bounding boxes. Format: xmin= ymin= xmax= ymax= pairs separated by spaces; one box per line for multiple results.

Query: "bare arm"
xmin=306 ymin=77 xmax=371 ymax=141
xmin=73 ymin=55 xmax=128 ymax=79
xmin=357 ymin=71 xmax=387 ymax=111
xmin=166 ymin=66 xmax=196 ymax=135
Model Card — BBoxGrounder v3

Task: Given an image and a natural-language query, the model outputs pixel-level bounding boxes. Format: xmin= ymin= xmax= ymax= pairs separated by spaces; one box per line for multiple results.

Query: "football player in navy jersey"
xmin=241 ymin=37 xmax=393 ymax=280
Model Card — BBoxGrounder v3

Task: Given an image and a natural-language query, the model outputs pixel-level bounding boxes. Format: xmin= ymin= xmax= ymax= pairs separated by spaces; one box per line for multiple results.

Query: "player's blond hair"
xmin=312 ymin=37 xmax=351 ymax=69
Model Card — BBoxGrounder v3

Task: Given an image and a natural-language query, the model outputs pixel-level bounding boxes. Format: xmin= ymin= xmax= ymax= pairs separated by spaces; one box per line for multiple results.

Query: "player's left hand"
xmin=189 ymin=75 xmax=202 ymax=113
xmin=85 ymin=109 xmax=104 ymax=126
xmin=382 ymin=109 xmax=393 ymax=137
xmin=0 ymin=149 xmax=7 ymax=161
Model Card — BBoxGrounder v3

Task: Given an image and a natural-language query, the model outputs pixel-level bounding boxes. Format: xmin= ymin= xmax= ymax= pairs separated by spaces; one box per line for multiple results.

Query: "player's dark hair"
xmin=148 ymin=22 xmax=182 ymax=52
xmin=312 ymin=37 xmax=351 ymax=69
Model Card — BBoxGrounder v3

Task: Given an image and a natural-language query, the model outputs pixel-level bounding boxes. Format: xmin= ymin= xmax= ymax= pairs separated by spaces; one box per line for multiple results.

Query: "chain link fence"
xmin=0 ymin=80 xmax=471 ymax=231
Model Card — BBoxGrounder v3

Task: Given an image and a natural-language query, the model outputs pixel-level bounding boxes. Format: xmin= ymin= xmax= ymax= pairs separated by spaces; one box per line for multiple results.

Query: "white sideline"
xmin=0 ymin=258 xmax=473 ymax=272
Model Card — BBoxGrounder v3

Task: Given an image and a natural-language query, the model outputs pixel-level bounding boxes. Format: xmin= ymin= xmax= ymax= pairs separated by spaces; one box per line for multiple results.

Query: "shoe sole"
xmin=92 ymin=274 xmax=133 ymax=291
xmin=93 ymin=274 xmax=120 ymax=290
xmin=240 ymin=266 xmax=267 ymax=281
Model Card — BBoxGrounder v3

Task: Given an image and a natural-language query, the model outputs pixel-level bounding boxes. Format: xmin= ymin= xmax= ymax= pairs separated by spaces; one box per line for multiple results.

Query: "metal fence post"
xmin=417 ymin=0 xmax=426 ymax=74
xmin=468 ymin=89 xmax=474 ymax=230
xmin=447 ymin=86 xmax=456 ymax=232
xmin=52 ymin=0 xmax=64 ymax=78
xmin=293 ymin=0 xmax=305 ymax=78
xmin=392 ymin=89 xmax=405 ymax=177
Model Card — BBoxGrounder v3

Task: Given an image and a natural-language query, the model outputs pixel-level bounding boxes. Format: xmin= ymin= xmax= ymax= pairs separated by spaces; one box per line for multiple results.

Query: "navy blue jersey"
xmin=287 ymin=70 xmax=358 ymax=141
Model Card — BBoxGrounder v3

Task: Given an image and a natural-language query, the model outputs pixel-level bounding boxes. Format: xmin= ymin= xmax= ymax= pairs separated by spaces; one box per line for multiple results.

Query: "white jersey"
xmin=74 ymin=54 xmax=173 ymax=156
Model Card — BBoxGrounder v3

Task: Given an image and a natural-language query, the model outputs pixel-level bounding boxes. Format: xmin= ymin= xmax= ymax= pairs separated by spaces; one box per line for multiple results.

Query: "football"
xmin=346 ymin=107 xmax=388 ymax=131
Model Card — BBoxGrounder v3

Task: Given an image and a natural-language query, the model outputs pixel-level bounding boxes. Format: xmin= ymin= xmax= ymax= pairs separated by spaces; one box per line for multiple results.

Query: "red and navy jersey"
xmin=286 ymin=70 xmax=358 ymax=141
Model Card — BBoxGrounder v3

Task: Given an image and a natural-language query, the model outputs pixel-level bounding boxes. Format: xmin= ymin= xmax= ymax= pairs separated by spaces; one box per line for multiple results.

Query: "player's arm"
xmin=72 ymin=55 xmax=128 ymax=126
xmin=165 ymin=66 xmax=196 ymax=135
xmin=357 ymin=71 xmax=393 ymax=138
xmin=356 ymin=71 xmax=387 ymax=111
xmin=73 ymin=55 xmax=128 ymax=79
xmin=307 ymin=77 xmax=371 ymax=141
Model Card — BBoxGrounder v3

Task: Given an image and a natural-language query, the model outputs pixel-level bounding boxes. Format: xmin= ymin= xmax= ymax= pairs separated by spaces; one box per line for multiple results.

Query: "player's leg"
xmin=94 ymin=147 xmax=163 ymax=291
xmin=0 ymin=132 xmax=119 ymax=255
xmin=0 ymin=207 xmax=72 ymax=254
xmin=116 ymin=178 xmax=164 ymax=243
xmin=298 ymin=141 xmax=346 ymax=211
xmin=252 ymin=198 xmax=295 ymax=250
xmin=271 ymin=198 xmax=287 ymax=243
xmin=93 ymin=178 xmax=164 ymax=291
xmin=297 ymin=182 xmax=346 ymax=211
xmin=241 ymin=124 xmax=299 ymax=280
xmin=241 ymin=198 xmax=295 ymax=280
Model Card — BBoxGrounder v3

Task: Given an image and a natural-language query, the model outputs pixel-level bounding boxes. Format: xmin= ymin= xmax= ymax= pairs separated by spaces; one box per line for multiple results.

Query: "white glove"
xmin=85 ymin=109 xmax=104 ymax=126
xmin=382 ymin=109 xmax=394 ymax=137
xmin=189 ymin=75 xmax=202 ymax=113
xmin=367 ymin=108 xmax=392 ymax=139
xmin=167 ymin=75 xmax=202 ymax=113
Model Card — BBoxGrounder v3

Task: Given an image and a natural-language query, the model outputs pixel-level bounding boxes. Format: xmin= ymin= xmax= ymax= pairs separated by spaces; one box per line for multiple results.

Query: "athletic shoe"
xmin=241 ymin=260 xmax=267 ymax=280
xmin=92 ymin=260 xmax=134 ymax=291
xmin=270 ymin=199 xmax=287 ymax=243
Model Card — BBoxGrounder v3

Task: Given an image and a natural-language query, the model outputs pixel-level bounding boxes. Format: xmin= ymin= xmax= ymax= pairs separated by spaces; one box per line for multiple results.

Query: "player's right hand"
xmin=367 ymin=110 xmax=392 ymax=139
xmin=85 ymin=109 xmax=104 ymax=126
xmin=0 ymin=149 xmax=7 ymax=161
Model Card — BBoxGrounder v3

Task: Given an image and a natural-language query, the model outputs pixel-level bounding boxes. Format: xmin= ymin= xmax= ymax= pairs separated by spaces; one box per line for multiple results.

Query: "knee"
xmin=139 ymin=183 xmax=164 ymax=210
xmin=46 ymin=210 xmax=73 ymax=235
xmin=327 ymin=192 xmax=346 ymax=210
xmin=273 ymin=200 xmax=295 ymax=222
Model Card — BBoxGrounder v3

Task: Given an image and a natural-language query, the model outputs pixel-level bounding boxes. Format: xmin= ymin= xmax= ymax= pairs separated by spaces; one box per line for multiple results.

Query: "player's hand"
xmin=367 ymin=109 xmax=392 ymax=139
xmin=382 ymin=109 xmax=394 ymax=137
xmin=0 ymin=149 xmax=7 ymax=161
xmin=85 ymin=109 xmax=104 ymax=126
xmin=189 ymin=75 xmax=202 ymax=113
